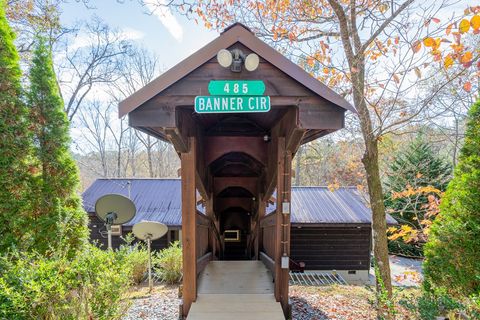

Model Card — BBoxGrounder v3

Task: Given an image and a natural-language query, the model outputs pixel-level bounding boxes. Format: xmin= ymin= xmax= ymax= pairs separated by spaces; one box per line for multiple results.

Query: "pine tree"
xmin=0 ymin=0 xmax=33 ymax=252
xmin=384 ymin=135 xmax=452 ymax=256
xmin=385 ymin=135 xmax=452 ymax=223
xmin=424 ymin=100 xmax=480 ymax=298
xmin=28 ymin=37 xmax=88 ymax=255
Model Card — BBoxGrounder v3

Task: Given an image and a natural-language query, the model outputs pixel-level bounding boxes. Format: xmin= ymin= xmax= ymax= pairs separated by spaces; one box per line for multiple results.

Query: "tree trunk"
xmin=352 ymin=63 xmax=393 ymax=315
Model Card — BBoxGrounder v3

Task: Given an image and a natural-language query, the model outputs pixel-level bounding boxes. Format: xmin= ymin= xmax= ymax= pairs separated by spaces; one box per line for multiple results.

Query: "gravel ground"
xmin=123 ymin=283 xmax=417 ymax=319
xmin=122 ymin=284 xmax=180 ymax=320
xmin=369 ymin=255 xmax=424 ymax=287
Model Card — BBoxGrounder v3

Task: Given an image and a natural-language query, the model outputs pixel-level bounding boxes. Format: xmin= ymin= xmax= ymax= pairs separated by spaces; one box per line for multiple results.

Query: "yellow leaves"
xmin=392 ymin=185 xmax=441 ymax=200
xmin=423 ymin=37 xmax=435 ymax=47
xmin=460 ymin=51 xmax=473 ymax=64
xmin=471 ymin=15 xmax=480 ymax=31
xmin=387 ymin=225 xmax=418 ymax=243
xmin=459 ymin=18 xmax=470 ymax=33
xmin=379 ymin=3 xmax=389 ymax=14
xmin=327 ymin=180 xmax=340 ymax=192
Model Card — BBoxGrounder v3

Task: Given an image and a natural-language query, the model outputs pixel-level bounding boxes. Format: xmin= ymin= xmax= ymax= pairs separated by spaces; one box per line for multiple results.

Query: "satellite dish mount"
xmin=132 ymin=221 xmax=168 ymax=292
xmin=95 ymin=194 xmax=136 ymax=249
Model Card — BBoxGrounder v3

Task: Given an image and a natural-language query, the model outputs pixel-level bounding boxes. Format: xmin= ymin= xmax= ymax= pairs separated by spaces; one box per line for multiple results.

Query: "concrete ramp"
xmin=187 ymin=261 xmax=284 ymax=320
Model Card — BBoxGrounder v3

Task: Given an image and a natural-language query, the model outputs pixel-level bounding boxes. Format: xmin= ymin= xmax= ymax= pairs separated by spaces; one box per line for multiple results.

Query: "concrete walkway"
xmin=187 ymin=261 xmax=284 ymax=320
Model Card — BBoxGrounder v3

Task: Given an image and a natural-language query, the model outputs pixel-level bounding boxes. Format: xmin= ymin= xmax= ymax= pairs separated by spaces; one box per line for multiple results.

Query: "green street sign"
xmin=195 ymin=96 xmax=270 ymax=113
xmin=208 ymin=80 xmax=265 ymax=96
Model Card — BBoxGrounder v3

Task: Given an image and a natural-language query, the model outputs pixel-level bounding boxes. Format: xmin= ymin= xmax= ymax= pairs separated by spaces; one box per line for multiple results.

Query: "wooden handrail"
xmin=260 ymin=252 xmax=275 ymax=278
xmin=260 ymin=213 xmax=276 ymax=228
xmin=195 ymin=211 xmax=210 ymax=226
xmin=196 ymin=252 xmax=213 ymax=275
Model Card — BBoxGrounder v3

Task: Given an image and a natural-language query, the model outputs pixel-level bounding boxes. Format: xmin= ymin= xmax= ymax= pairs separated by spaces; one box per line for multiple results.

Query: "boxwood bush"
xmin=0 ymin=243 xmax=146 ymax=320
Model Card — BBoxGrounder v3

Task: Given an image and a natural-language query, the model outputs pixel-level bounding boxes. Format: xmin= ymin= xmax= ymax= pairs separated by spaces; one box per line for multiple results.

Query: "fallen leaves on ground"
xmin=290 ymin=285 xmax=419 ymax=320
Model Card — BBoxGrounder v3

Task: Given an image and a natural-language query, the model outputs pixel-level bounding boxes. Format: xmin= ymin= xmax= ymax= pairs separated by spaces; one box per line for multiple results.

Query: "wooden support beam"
xmin=280 ymin=151 xmax=292 ymax=316
xmin=204 ymin=136 xmax=267 ymax=166
xmin=181 ymin=137 xmax=197 ymax=317
xmin=166 ymin=128 xmax=188 ymax=153
xmin=214 ymin=177 xmax=258 ymax=198
xmin=274 ymin=137 xmax=285 ymax=303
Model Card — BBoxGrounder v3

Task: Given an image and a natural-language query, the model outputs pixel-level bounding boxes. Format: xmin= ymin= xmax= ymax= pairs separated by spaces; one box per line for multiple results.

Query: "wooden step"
xmin=187 ymin=261 xmax=285 ymax=319
xmin=197 ymin=261 xmax=274 ymax=295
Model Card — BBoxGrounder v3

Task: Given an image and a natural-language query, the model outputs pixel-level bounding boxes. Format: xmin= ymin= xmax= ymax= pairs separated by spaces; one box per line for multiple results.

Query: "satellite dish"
xmin=95 ymin=194 xmax=136 ymax=225
xmin=132 ymin=221 xmax=168 ymax=241
xmin=132 ymin=221 xmax=168 ymax=292
xmin=95 ymin=194 xmax=136 ymax=249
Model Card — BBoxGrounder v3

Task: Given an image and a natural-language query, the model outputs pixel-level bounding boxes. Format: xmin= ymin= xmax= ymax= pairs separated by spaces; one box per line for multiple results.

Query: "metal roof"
xmin=267 ymin=187 xmax=397 ymax=224
xmin=82 ymin=178 xmax=183 ymax=227
xmin=82 ymin=179 xmax=396 ymax=226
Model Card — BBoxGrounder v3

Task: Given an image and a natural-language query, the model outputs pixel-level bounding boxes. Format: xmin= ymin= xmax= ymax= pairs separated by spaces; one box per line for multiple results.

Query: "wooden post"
xmin=274 ymin=137 xmax=285 ymax=302
xmin=281 ymin=151 xmax=292 ymax=315
xmin=255 ymin=196 xmax=266 ymax=260
xmin=206 ymin=194 xmax=216 ymax=260
xmin=181 ymin=137 xmax=196 ymax=317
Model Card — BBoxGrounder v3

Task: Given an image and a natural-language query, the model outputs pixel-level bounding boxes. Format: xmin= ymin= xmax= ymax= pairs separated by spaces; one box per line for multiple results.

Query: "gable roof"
xmin=119 ymin=23 xmax=355 ymax=117
xmin=82 ymin=179 xmax=396 ymax=226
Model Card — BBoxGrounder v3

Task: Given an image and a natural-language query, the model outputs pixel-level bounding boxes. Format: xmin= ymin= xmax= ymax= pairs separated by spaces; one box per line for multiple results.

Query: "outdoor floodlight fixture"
xmin=217 ymin=49 xmax=233 ymax=68
xmin=216 ymin=49 xmax=260 ymax=72
xmin=244 ymin=53 xmax=260 ymax=71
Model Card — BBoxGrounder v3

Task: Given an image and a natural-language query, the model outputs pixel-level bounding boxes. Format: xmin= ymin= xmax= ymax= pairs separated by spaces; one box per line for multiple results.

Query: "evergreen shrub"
xmin=424 ymin=100 xmax=480 ymax=300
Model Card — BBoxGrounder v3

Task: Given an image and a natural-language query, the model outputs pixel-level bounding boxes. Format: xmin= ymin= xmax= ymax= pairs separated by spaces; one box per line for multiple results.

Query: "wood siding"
xmin=88 ymin=215 xmax=171 ymax=250
xmin=290 ymin=225 xmax=371 ymax=270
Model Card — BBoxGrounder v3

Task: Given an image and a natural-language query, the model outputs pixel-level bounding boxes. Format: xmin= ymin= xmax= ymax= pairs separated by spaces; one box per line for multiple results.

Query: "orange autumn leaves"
xmin=387 ymin=186 xmax=442 ymax=244
xmin=416 ymin=9 xmax=480 ymax=92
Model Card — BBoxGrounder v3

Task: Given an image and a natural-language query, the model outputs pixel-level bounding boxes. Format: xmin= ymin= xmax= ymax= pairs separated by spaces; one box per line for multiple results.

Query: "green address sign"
xmin=208 ymin=80 xmax=265 ymax=96
xmin=195 ymin=96 xmax=270 ymax=113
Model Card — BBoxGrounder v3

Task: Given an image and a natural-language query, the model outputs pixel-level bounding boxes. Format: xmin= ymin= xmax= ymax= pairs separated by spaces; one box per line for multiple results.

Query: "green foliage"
xmin=424 ymin=100 xmax=480 ymax=299
xmin=120 ymin=233 xmax=149 ymax=284
xmin=0 ymin=243 xmax=152 ymax=319
xmin=154 ymin=241 xmax=183 ymax=284
xmin=27 ymin=37 xmax=88 ymax=255
xmin=0 ymin=0 xmax=33 ymax=253
xmin=384 ymin=134 xmax=451 ymax=256
xmin=399 ymin=288 xmax=480 ymax=320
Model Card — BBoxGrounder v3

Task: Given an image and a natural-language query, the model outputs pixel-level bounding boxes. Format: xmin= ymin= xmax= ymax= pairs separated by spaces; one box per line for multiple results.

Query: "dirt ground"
xmin=290 ymin=285 xmax=420 ymax=320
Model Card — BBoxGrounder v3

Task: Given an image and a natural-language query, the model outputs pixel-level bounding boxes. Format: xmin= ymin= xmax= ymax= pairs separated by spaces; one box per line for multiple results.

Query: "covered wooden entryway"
xmin=119 ymin=23 xmax=353 ymax=319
